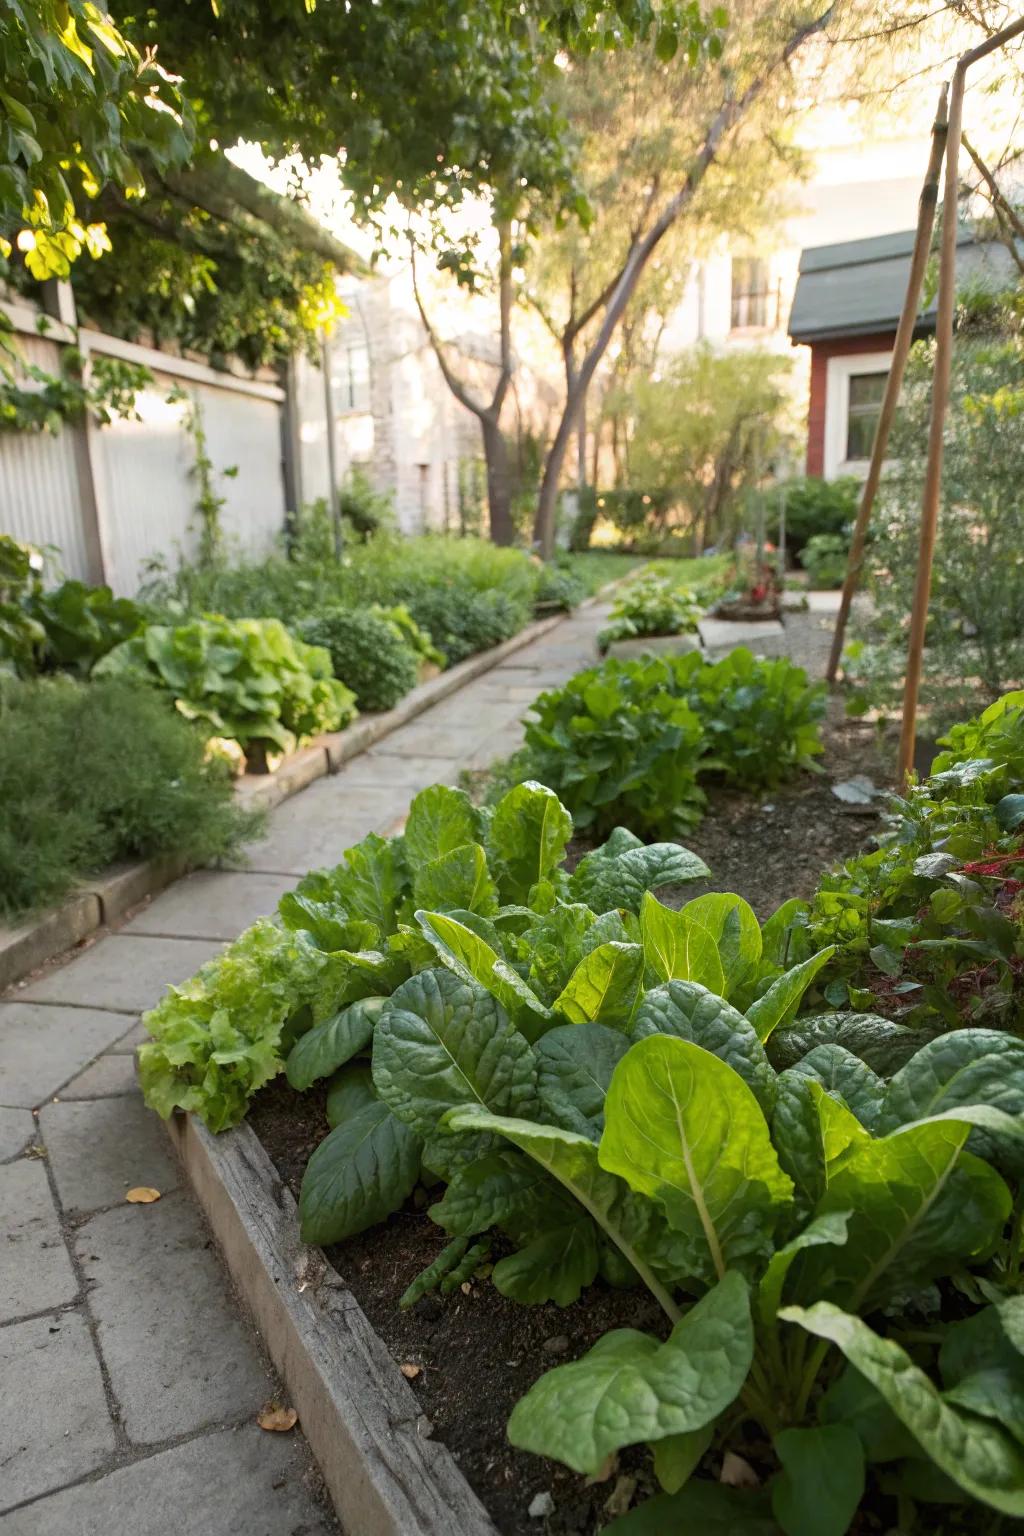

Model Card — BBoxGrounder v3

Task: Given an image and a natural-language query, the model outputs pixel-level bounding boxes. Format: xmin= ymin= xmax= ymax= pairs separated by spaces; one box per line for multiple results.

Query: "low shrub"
xmin=598 ymin=570 xmax=703 ymax=653
xmin=297 ymin=609 xmax=418 ymax=713
xmin=0 ymin=534 xmax=45 ymax=674
xmin=0 ymin=677 xmax=258 ymax=918
xmin=778 ymin=474 xmax=859 ymax=556
xmin=370 ymin=604 xmax=445 ymax=669
xmin=96 ymin=615 xmax=357 ymax=758
xmin=533 ymin=559 xmax=586 ymax=614
xmin=28 ymin=579 xmax=145 ymax=674
xmin=799 ymin=531 xmax=849 ymax=589
xmin=502 ymin=649 xmax=825 ymax=836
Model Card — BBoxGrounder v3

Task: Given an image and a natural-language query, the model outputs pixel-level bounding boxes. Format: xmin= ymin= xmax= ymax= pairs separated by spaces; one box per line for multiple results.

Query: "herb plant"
xmin=598 ymin=570 xmax=703 ymax=653
xmin=297 ymin=608 xmax=419 ymax=713
xmin=96 ymin=614 xmax=357 ymax=758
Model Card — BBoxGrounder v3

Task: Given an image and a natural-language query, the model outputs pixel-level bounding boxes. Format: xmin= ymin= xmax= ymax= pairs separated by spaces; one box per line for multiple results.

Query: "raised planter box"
xmin=601 ymin=630 xmax=703 ymax=661
xmin=166 ymin=1110 xmax=498 ymax=1536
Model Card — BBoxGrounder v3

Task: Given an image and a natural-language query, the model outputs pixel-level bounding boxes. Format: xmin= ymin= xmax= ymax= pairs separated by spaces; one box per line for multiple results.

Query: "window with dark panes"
xmin=846 ymin=370 xmax=887 ymax=460
xmin=731 ymin=257 xmax=772 ymax=330
xmin=335 ymin=340 xmax=370 ymax=412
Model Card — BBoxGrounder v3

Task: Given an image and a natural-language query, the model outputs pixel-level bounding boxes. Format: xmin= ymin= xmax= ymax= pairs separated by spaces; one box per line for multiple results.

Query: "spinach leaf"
xmin=298 ymin=1098 xmax=421 ymax=1244
xmin=486 ymin=781 xmax=572 ymax=904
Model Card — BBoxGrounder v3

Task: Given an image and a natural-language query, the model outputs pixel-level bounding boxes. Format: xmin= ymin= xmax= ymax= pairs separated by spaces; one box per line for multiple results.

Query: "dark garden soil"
xmin=250 ymin=701 xmax=901 ymax=1535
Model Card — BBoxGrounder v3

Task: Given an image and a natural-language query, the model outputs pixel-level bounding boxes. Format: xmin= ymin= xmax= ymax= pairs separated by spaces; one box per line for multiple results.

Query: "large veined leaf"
xmin=372 ymin=968 xmax=539 ymax=1137
xmin=819 ymin=1365 xmax=922 ymax=1463
xmin=798 ymin=1114 xmax=1011 ymax=1312
xmin=429 ymin=1145 xmax=565 ymax=1238
xmin=403 ymin=784 xmax=481 ymax=868
xmin=411 ymin=842 xmax=499 ymax=915
xmin=678 ymin=893 xmax=762 ymax=997
xmin=535 ymin=1024 xmax=631 ymax=1139
xmin=745 ymin=948 xmax=835 ymax=1042
xmin=940 ymin=1300 xmax=1024 ymax=1447
xmin=569 ymin=841 xmax=710 ymax=915
xmin=506 ymin=1271 xmax=753 ymax=1475
xmin=771 ymin=1424 xmax=864 ymax=1536
xmin=879 ymin=1030 xmax=1024 ymax=1174
xmin=782 ymin=1302 xmax=1024 ymax=1516
xmin=631 ymin=981 xmax=776 ymax=1113
xmin=298 ymin=1099 xmax=421 ymax=1244
xmin=771 ymin=1046 xmax=884 ymax=1206
xmin=768 ymin=1012 xmax=932 ymax=1076
xmin=639 ymin=894 xmax=726 ymax=994
xmin=277 ymin=894 xmax=378 ymax=954
xmin=299 ymin=831 xmax=408 ymax=935
xmin=492 ymin=1216 xmax=601 ymax=1306
xmin=553 ymin=941 xmax=645 ymax=1030
xmin=285 ymin=996 xmax=385 ymax=1091
xmin=600 ymin=1035 xmax=793 ymax=1285
xmin=416 ymin=909 xmax=552 ymax=1041
xmin=603 ymin=1481 xmax=776 ymax=1536
xmin=519 ymin=902 xmax=597 ymax=1000
xmin=446 ymin=1105 xmax=678 ymax=1312
xmin=760 ymin=897 xmax=812 ymax=968
xmin=486 ymin=781 xmax=572 ymax=904
xmin=325 ymin=1061 xmax=376 ymax=1128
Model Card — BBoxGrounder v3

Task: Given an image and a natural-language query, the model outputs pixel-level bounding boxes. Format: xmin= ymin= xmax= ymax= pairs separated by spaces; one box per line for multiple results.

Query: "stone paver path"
xmin=0 ymin=600 xmax=609 ymax=1535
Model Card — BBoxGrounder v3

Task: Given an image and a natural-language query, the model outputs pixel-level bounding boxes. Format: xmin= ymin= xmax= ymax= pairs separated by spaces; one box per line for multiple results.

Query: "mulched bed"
xmin=249 ymin=687 xmax=901 ymax=1535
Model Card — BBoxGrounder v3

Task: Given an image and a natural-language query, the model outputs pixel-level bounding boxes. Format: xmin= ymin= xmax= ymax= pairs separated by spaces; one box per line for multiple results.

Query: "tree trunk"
xmin=481 ymin=414 xmax=515 ymax=546
xmin=577 ymin=391 xmax=588 ymax=490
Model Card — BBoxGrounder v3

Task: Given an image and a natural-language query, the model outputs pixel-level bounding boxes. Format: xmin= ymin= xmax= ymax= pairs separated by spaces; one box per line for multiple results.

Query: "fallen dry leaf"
xmin=721 ymin=1451 xmax=759 ymax=1488
xmin=125 ymin=1187 xmax=161 ymax=1204
xmin=400 ymin=1363 xmax=421 ymax=1380
xmin=460 ymin=1281 xmax=472 ymax=1295
xmin=257 ymin=1406 xmax=298 ymax=1432
xmin=604 ymin=1474 xmax=637 ymax=1519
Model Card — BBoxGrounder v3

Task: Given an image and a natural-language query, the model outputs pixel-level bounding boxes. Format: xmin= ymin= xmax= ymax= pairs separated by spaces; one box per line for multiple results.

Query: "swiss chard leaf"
xmin=298 ymin=1099 xmax=421 ymax=1244
xmin=771 ymin=1424 xmax=864 ymax=1536
xmin=412 ymin=842 xmax=499 ymax=915
xmin=416 ymin=909 xmax=552 ymax=1041
xmin=639 ymin=893 xmax=726 ymax=994
xmin=535 ymin=1023 xmax=631 ymax=1139
xmin=486 ymin=781 xmax=572 ymax=904
xmin=631 ymin=980 xmax=776 ymax=1113
xmin=782 ymin=1303 xmax=1024 ymax=1516
xmin=371 ymin=968 xmax=539 ymax=1137
xmin=600 ymin=1035 xmax=793 ymax=1286
xmin=746 ymin=948 xmax=835 ymax=1042
xmin=569 ymin=839 xmax=710 ymax=915
xmin=285 ymin=996 xmax=385 ymax=1091
xmin=678 ymin=892 xmax=762 ymax=997
xmin=767 ymin=1011 xmax=932 ymax=1076
xmin=553 ymin=941 xmax=645 ymax=1030
xmin=403 ymin=784 xmax=481 ymax=867
xmin=879 ymin=1029 xmax=1024 ymax=1175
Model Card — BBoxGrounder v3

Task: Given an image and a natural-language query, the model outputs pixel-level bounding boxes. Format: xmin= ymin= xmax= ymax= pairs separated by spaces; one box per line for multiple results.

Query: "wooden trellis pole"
xmin=897 ymin=14 xmax=1024 ymax=781
xmin=825 ymin=84 xmax=949 ymax=684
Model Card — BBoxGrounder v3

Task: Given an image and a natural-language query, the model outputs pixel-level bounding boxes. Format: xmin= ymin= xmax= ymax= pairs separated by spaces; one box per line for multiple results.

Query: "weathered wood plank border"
xmin=166 ymin=1111 xmax=499 ymax=1536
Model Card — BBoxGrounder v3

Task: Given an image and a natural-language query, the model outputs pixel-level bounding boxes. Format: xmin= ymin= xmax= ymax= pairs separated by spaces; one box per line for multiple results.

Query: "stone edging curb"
xmin=0 ymin=580 xmax=620 ymax=991
xmin=165 ymin=1110 xmax=499 ymax=1536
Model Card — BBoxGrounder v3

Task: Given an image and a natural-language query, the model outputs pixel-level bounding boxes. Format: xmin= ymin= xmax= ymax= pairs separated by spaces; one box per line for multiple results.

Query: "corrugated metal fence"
xmin=1 ymin=291 xmax=293 ymax=595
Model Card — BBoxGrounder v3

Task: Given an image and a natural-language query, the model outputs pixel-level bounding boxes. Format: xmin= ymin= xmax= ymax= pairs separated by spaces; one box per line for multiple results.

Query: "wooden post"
xmin=897 ymin=13 xmax=1024 ymax=780
xmin=320 ymin=331 xmax=343 ymax=559
xmin=826 ymin=84 xmax=949 ymax=684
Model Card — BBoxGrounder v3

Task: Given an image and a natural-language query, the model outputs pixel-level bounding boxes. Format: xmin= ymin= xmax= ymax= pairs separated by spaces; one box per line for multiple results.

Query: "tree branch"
xmin=962 ymin=132 xmax=1024 ymax=271
xmin=409 ymin=243 xmax=491 ymax=421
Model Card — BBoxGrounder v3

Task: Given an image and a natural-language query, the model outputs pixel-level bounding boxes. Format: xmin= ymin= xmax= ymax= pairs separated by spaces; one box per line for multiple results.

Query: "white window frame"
xmin=823 ymin=349 xmax=892 ymax=479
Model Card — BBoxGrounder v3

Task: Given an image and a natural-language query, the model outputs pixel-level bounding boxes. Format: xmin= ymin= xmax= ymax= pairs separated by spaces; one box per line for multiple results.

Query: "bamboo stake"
xmin=825 ymin=84 xmax=949 ymax=684
xmin=897 ymin=13 xmax=1024 ymax=781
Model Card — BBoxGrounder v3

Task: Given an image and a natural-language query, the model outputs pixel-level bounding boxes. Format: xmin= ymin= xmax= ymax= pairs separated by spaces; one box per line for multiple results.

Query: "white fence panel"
xmin=0 ymin=334 xmax=94 ymax=580
xmin=99 ymin=372 xmax=286 ymax=595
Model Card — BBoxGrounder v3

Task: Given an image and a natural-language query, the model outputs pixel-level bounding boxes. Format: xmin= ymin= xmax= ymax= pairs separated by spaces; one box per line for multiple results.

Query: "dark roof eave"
xmin=789 ymin=316 xmax=936 ymax=345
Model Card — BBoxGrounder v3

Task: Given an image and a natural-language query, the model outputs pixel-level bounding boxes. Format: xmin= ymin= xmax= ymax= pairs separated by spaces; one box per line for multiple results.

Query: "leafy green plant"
xmin=0 ymin=534 xmax=45 ymax=674
xmin=798 ymin=532 xmax=849 ymax=589
xmin=767 ymin=692 xmax=1024 ymax=1034
xmin=338 ymin=469 xmax=395 ymax=542
xmin=502 ymin=649 xmax=825 ymax=836
xmin=27 ymin=580 xmax=144 ymax=674
xmin=0 ymin=676 xmax=257 ymax=918
xmin=534 ymin=558 xmax=586 ymax=614
xmin=96 ymin=615 xmax=356 ymax=759
xmin=598 ymin=569 xmax=703 ymax=652
xmin=370 ymin=604 xmax=445 ymax=669
xmin=777 ymin=476 xmax=858 ymax=558
xmin=138 ymin=782 xmax=713 ymax=1133
xmin=297 ymin=608 xmax=418 ymax=713
xmin=494 ymin=1021 xmax=1023 ymax=1534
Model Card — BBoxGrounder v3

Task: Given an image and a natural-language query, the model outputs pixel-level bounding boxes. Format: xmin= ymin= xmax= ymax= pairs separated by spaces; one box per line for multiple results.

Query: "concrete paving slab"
xmin=76 ymin=1195 xmax=272 ymax=1444
xmin=0 ymin=1310 xmax=114 ymax=1509
xmin=0 ymin=1159 xmax=78 ymax=1320
xmin=373 ymin=719 xmax=486 ymax=759
xmin=60 ymin=1053 xmax=140 ymax=1100
xmin=120 ymin=871 xmax=294 ymax=941
xmin=0 ymin=1423 xmax=336 ymax=1535
xmin=0 ymin=1002 xmax=131 ymax=1109
xmin=40 ymin=1096 xmax=179 ymax=1217
xmin=0 ymin=1107 xmax=34 ymax=1162
xmin=333 ymin=751 xmax=462 ymax=792
xmin=241 ymin=782 xmax=407 ymax=875
xmin=18 ymin=936 xmax=222 ymax=1015
xmin=107 ymin=1020 xmax=148 ymax=1053
xmin=697 ymin=616 xmax=785 ymax=650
